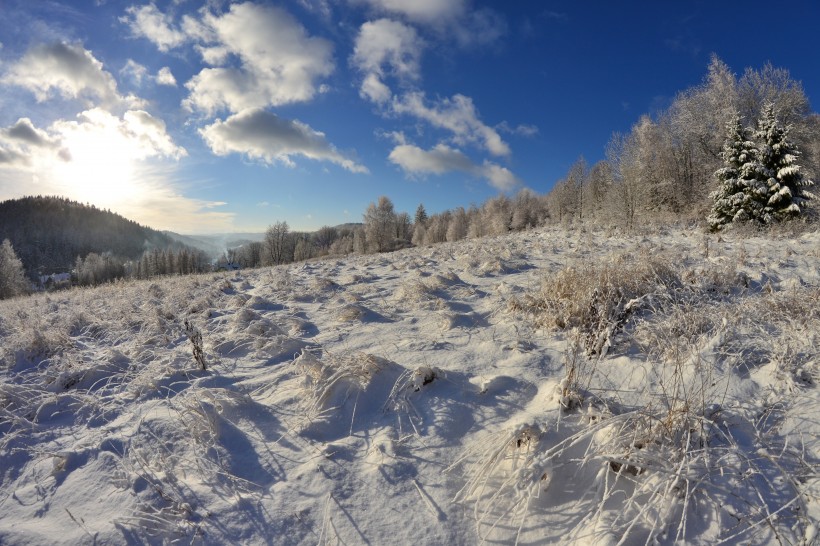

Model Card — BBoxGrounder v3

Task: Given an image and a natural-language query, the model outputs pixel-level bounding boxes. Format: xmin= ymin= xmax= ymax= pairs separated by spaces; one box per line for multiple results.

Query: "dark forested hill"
xmin=0 ymin=196 xmax=186 ymax=277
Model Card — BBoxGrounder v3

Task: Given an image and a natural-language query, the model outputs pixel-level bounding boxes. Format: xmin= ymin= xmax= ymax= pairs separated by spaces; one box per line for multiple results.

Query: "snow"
xmin=1 ymin=225 xmax=818 ymax=545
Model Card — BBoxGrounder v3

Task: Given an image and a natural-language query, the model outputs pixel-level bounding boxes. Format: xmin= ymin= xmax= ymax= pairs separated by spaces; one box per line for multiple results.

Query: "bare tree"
xmin=585 ymin=161 xmax=614 ymax=221
xmin=313 ymin=226 xmax=338 ymax=254
xmin=395 ymin=212 xmax=412 ymax=245
xmin=264 ymin=221 xmax=293 ymax=265
xmin=606 ymin=129 xmax=649 ymax=230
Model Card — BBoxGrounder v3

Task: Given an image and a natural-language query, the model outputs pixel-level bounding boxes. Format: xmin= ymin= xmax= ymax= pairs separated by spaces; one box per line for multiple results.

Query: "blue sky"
xmin=1 ymin=0 xmax=818 ymax=234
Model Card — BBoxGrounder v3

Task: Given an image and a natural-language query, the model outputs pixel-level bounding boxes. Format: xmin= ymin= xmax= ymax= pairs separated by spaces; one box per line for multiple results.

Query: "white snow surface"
xmin=1 ymin=226 xmax=818 ymax=545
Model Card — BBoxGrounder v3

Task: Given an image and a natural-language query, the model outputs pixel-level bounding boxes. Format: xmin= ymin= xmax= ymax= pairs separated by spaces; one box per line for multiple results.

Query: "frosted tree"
xmin=363 ymin=196 xmax=397 ymax=253
xmin=446 ymin=207 xmax=468 ymax=242
xmin=510 ymin=188 xmax=542 ymax=230
xmin=708 ymin=114 xmax=767 ymax=229
xmin=394 ymin=212 xmax=412 ymax=244
xmin=755 ymin=102 xmax=814 ymax=221
xmin=352 ymin=227 xmax=367 ymax=254
xmin=0 ymin=239 xmax=29 ymax=299
xmin=585 ymin=161 xmax=614 ymax=221
xmin=265 ymin=221 xmax=293 ymax=265
xmin=293 ymin=238 xmax=313 ymax=262
xmin=411 ymin=222 xmax=427 ymax=246
xmin=423 ymin=212 xmax=449 ymax=245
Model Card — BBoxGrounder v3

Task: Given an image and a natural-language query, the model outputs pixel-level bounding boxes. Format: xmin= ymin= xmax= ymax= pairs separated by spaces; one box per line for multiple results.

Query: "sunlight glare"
xmin=53 ymin=122 xmax=142 ymax=208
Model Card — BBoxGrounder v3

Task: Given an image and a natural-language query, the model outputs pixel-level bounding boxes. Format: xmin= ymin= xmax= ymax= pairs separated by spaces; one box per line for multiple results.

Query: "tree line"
xmin=1 ymin=57 xmax=816 ymax=299
xmin=544 ymin=56 xmax=817 ymax=229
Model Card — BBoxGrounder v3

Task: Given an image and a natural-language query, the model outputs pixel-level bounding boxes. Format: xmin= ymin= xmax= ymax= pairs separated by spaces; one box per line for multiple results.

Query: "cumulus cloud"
xmin=121 ymin=59 xmax=148 ymax=86
xmin=388 ymin=143 xmax=473 ymax=174
xmin=200 ymin=108 xmax=367 ymax=173
xmin=480 ymin=160 xmax=519 ymax=191
xmin=52 ymin=108 xmax=186 ymax=162
xmin=389 ymin=142 xmax=519 ymax=191
xmin=360 ymin=73 xmax=392 ymax=104
xmin=0 ymin=108 xmax=184 ymax=170
xmin=353 ymin=18 xmax=423 ymax=80
xmin=352 ymin=18 xmax=423 ymax=104
xmin=183 ymin=3 xmax=334 ymax=114
xmin=3 ymin=42 xmax=122 ymax=105
xmin=156 ymin=66 xmax=177 ymax=86
xmin=120 ymin=3 xmax=188 ymax=52
xmin=392 ymin=92 xmax=510 ymax=156
xmin=121 ymin=110 xmax=187 ymax=160
xmin=0 ymin=118 xmax=65 ymax=167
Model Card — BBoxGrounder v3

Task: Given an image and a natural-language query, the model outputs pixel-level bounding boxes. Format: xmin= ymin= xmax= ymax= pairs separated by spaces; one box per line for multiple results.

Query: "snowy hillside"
xmin=1 ymin=226 xmax=818 ymax=545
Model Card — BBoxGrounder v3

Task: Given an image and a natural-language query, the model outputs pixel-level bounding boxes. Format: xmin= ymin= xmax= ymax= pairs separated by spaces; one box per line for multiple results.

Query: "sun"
xmin=52 ymin=120 xmax=143 ymax=208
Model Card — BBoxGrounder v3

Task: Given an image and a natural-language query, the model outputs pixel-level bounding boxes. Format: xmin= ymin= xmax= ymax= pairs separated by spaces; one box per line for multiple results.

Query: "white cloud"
xmin=121 ymin=110 xmax=187 ymax=160
xmin=389 ymin=142 xmax=519 ymax=191
xmin=156 ymin=66 xmax=177 ymax=87
xmin=183 ymin=3 xmax=334 ymax=114
xmin=121 ymin=59 xmax=148 ymax=86
xmin=388 ymin=143 xmax=473 ymax=174
xmin=0 ymin=118 xmax=66 ymax=167
xmin=45 ymin=108 xmax=187 ymax=178
xmin=360 ymin=72 xmax=392 ymax=104
xmin=348 ymin=13 xmax=511 ymax=176
xmin=120 ymin=3 xmax=188 ymax=52
xmin=3 ymin=42 xmax=122 ymax=105
xmin=352 ymin=0 xmax=505 ymax=48
xmin=298 ymin=0 xmax=333 ymax=19
xmin=480 ymin=160 xmax=519 ymax=192
xmin=392 ymin=91 xmax=510 ymax=156
xmin=353 ymin=19 xmax=423 ymax=80
xmin=200 ymin=108 xmax=367 ymax=173
xmin=0 ymin=108 xmax=184 ymax=170
xmin=353 ymin=0 xmax=466 ymax=24
xmin=352 ymin=18 xmax=423 ymax=104
xmin=496 ymin=121 xmax=539 ymax=137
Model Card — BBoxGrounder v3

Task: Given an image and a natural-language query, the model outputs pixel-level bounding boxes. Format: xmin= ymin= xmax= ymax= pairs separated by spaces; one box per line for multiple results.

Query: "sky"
xmin=0 ymin=1 xmax=818 ymax=234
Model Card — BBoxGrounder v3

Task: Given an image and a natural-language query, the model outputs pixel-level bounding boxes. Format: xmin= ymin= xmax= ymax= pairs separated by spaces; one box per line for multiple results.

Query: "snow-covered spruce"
xmin=710 ymin=103 xmax=814 ymax=230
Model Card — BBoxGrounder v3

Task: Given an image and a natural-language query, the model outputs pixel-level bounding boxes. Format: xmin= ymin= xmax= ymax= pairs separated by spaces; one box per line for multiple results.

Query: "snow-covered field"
xmin=1 ymin=226 xmax=818 ymax=545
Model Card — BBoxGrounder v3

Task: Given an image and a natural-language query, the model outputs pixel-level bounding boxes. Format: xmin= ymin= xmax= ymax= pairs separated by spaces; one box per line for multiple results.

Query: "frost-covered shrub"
xmin=517 ymin=254 xmax=681 ymax=356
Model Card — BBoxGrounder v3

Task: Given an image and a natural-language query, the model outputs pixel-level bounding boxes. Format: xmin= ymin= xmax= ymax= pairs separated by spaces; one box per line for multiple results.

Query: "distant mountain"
xmin=0 ymin=196 xmax=188 ymax=276
xmin=162 ymin=232 xmax=224 ymax=258
xmin=163 ymin=232 xmax=266 ymax=258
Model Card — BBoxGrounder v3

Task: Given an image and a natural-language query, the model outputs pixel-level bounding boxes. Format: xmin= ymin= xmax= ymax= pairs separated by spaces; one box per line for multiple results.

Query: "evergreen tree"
xmin=755 ymin=102 xmax=814 ymax=221
xmin=0 ymin=239 xmax=29 ymax=299
xmin=414 ymin=203 xmax=428 ymax=226
xmin=708 ymin=114 xmax=766 ymax=229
